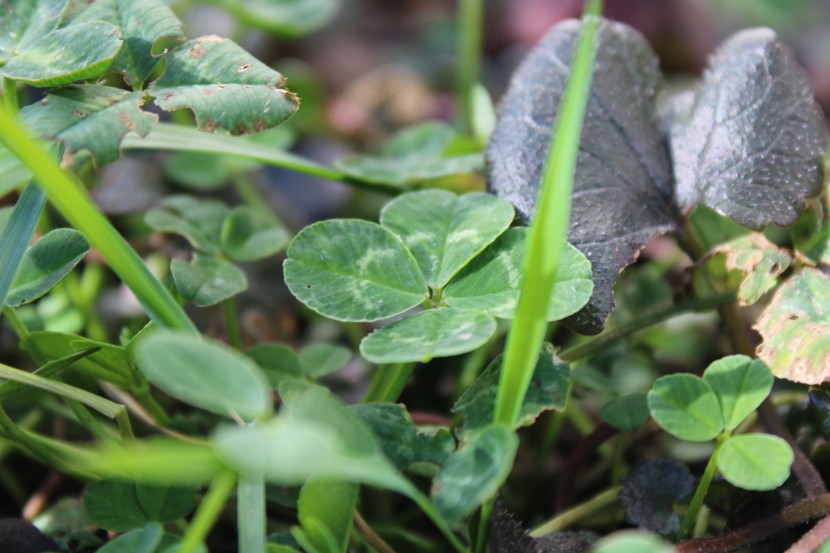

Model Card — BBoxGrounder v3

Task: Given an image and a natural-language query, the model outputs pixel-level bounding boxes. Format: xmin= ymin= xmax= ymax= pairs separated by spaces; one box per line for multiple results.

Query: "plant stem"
xmin=678 ymin=431 xmax=730 ymax=541
xmin=784 ymin=513 xmax=830 ymax=553
xmin=494 ymin=0 xmax=602 ymax=427
xmin=223 ymin=298 xmax=242 ymax=350
xmin=362 ymin=363 xmax=416 ymax=403
xmin=121 ymin=124 xmax=392 ymax=191
xmin=3 ymin=77 xmax=18 ymax=114
xmin=0 ymin=107 xmax=196 ymax=333
xmin=677 ymin=493 xmax=830 ymax=553
xmin=237 ymin=473 xmax=266 ymax=553
xmin=456 ymin=0 xmax=482 ymax=136
xmin=474 ymin=499 xmax=494 ymax=553
xmin=558 ymin=292 xmax=737 ymax=361
xmin=179 ymin=471 xmax=237 ymax=553
xmin=354 ymin=511 xmax=397 ymax=553
xmin=530 ymin=486 xmax=621 ymax=536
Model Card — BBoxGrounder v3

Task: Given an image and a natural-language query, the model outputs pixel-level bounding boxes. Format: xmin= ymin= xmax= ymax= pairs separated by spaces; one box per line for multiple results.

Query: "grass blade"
xmin=493 ymin=0 xmax=603 ymax=426
xmin=0 ymin=182 xmax=45 ymax=305
xmin=0 ymin=106 xmax=196 ymax=333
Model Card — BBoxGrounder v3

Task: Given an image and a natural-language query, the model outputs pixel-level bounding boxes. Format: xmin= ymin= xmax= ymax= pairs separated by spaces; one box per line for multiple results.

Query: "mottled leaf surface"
xmin=2 ymin=20 xmax=122 ymax=87
xmin=20 ymin=85 xmax=157 ymax=166
xmin=0 ymin=0 xmax=66 ymax=64
xmin=359 ymin=308 xmax=496 ymax=363
xmin=284 ymin=220 xmax=428 ymax=322
xmin=150 ymin=36 xmax=298 ymax=134
xmin=351 ymin=403 xmax=455 ymax=471
xmin=454 ymin=345 xmax=570 ymax=435
xmin=380 ymin=190 xmax=514 ymax=289
xmin=619 ymin=459 xmax=693 ymax=536
xmin=488 ymin=19 xmax=676 ymax=335
xmin=670 ymin=29 xmax=827 ymax=229
xmin=72 ymin=0 xmax=184 ymax=85
xmin=431 ymin=425 xmax=517 ymax=525
xmin=755 ymin=269 xmax=830 ymax=384
xmin=709 ymin=234 xmax=792 ymax=304
xmin=171 ymin=255 xmax=247 ymax=307
xmin=444 ymin=227 xmax=593 ymax=321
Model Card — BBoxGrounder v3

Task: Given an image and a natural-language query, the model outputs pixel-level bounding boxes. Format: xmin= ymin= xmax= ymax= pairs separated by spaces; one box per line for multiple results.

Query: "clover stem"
xmin=678 ymin=431 xmax=730 ymax=541
xmin=223 ymin=298 xmax=242 ymax=350
xmin=179 ymin=471 xmax=237 ymax=553
xmin=362 ymin=362 xmax=416 ymax=403
xmin=237 ymin=473 xmax=266 ymax=553
xmin=530 ymin=486 xmax=621 ymax=536
xmin=456 ymin=0 xmax=483 ymax=136
xmin=3 ymin=77 xmax=17 ymax=114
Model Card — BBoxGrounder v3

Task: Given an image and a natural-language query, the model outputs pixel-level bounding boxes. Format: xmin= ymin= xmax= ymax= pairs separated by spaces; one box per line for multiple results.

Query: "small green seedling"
xmin=284 ymin=189 xmax=593 ymax=363
xmin=647 ymin=355 xmax=793 ymax=539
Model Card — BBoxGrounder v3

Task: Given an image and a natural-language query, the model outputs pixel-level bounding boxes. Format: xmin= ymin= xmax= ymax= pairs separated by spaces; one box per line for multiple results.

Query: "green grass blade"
xmin=493 ymin=0 xmax=603 ymax=426
xmin=0 ymin=182 xmax=45 ymax=305
xmin=0 ymin=106 xmax=196 ymax=333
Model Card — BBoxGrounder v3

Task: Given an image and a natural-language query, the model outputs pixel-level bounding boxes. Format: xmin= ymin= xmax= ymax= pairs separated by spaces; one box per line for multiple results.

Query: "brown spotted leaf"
xmin=709 ymin=234 xmax=792 ymax=304
xmin=19 ymin=84 xmax=157 ymax=166
xmin=149 ymin=36 xmax=298 ymax=134
xmin=755 ymin=269 xmax=830 ymax=384
xmin=488 ymin=19 xmax=677 ymax=335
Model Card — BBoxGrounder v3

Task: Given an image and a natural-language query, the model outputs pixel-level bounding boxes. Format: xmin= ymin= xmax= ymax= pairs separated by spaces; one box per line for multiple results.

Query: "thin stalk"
xmin=530 ymin=486 xmax=620 ymax=536
xmin=558 ymin=292 xmax=737 ymax=361
xmin=494 ymin=0 xmax=602 ymax=426
xmin=362 ymin=363 xmax=416 ymax=403
xmin=223 ymin=298 xmax=242 ymax=350
xmin=678 ymin=432 xmax=731 ymax=541
xmin=121 ymin=124 xmax=385 ymax=190
xmin=0 ymin=403 xmax=60 ymax=467
xmin=0 ymin=107 xmax=196 ymax=333
xmin=179 ymin=471 xmax=237 ymax=553
xmin=474 ymin=500 xmax=494 ymax=553
xmin=354 ymin=511 xmax=396 ymax=553
xmin=230 ymin=171 xmax=280 ymax=223
xmin=237 ymin=473 xmax=266 ymax=553
xmin=3 ymin=77 xmax=18 ymax=114
xmin=456 ymin=0 xmax=483 ymax=135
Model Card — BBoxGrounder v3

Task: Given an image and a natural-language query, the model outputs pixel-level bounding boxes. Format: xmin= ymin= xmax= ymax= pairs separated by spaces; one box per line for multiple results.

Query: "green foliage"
xmin=717 ymin=434 xmax=793 ymax=490
xmin=647 ymin=374 xmax=723 ymax=442
xmin=335 ymin=122 xmax=484 ymax=189
xmin=171 ymin=256 xmax=247 ymax=307
xmin=702 ymin=356 xmax=773 ymax=431
xmin=590 ymin=531 xmax=675 ymax=553
xmin=20 ymin=85 xmax=157 ymax=166
xmin=454 ymin=345 xmax=569 ymax=435
xmin=84 ymin=479 xmax=196 ymax=532
xmin=135 ymin=331 xmax=273 ymax=421
xmin=5 ymin=229 xmax=89 ymax=306
xmin=600 ymin=393 xmax=649 ymax=433
xmin=94 ymin=523 xmax=164 ymax=553
xmin=285 ymin=190 xmax=591 ymax=362
xmin=285 ymin=219 xmax=428 ymax=322
xmin=293 ymin=481 xmax=357 ymax=553
xmin=211 ymin=0 xmax=341 ymax=38
xmin=430 ymin=425 xmax=517 ymax=525
xmin=350 ymin=403 xmax=455 ymax=471
xmin=360 ymin=308 xmax=496 ymax=364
